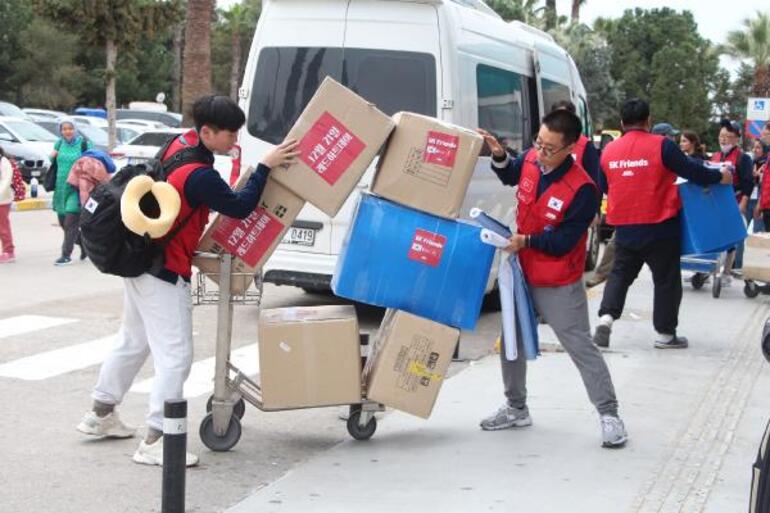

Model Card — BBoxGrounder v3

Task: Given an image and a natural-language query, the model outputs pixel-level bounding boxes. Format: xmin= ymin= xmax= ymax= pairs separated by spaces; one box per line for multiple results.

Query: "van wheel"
xmin=585 ymin=225 xmax=600 ymax=271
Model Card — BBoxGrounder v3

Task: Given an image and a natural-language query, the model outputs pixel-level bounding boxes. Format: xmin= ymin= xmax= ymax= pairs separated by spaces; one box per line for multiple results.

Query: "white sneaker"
xmin=600 ymin=415 xmax=628 ymax=448
xmin=132 ymin=438 xmax=199 ymax=467
xmin=76 ymin=411 xmax=136 ymax=438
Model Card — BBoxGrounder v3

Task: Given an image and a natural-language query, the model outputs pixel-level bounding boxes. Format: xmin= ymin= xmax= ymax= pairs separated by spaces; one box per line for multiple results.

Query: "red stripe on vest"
xmin=710 ymin=147 xmax=743 ymax=201
xmin=516 ymin=155 xmax=595 ymax=287
xmin=162 ymin=130 xmax=211 ymax=279
xmin=760 ymin=162 xmax=770 ymax=211
xmin=600 ymin=131 xmax=680 ymax=225
xmin=572 ymin=134 xmax=588 ymax=168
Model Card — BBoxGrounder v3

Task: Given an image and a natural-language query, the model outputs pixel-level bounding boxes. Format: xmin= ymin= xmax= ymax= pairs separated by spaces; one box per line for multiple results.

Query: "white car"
xmin=23 ymin=108 xmax=68 ymax=121
xmin=0 ymin=116 xmax=57 ymax=181
xmin=117 ymin=119 xmax=167 ymax=129
xmin=70 ymin=115 xmax=108 ymax=128
xmin=110 ymin=129 xmax=234 ymax=181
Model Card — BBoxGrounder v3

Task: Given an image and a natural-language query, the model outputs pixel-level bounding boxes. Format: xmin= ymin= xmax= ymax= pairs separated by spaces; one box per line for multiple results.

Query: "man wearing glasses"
xmin=593 ymin=99 xmax=732 ymax=350
xmin=477 ymin=109 xmax=628 ymax=449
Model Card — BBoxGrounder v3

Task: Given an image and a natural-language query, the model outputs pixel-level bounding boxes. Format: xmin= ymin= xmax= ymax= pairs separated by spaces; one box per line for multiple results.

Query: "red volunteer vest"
xmin=572 ymin=134 xmax=589 ymax=168
xmin=162 ymin=130 xmax=211 ymax=279
xmin=600 ymin=131 xmax=681 ymax=225
xmin=710 ymin=146 xmax=743 ymax=201
xmin=516 ymin=155 xmax=595 ymax=287
xmin=760 ymin=161 xmax=770 ymax=210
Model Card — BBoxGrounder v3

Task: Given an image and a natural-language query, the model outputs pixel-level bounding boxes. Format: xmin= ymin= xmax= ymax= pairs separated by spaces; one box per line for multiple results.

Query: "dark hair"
xmin=719 ymin=118 xmax=741 ymax=136
xmin=541 ymin=109 xmax=582 ymax=145
xmin=620 ymin=98 xmax=650 ymax=126
xmin=192 ymin=95 xmax=245 ymax=132
xmin=550 ymin=100 xmax=577 ymax=115
xmin=681 ymin=130 xmax=704 ymax=157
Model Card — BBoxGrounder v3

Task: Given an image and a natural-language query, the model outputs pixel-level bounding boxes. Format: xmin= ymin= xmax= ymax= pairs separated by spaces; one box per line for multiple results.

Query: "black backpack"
xmin=79 ymin=135 xmax=213 ymax=278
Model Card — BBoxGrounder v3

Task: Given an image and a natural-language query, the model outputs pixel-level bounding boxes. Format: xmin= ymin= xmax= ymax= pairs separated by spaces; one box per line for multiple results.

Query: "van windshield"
xmin=248 ymin=47 xmax=437 ymax=144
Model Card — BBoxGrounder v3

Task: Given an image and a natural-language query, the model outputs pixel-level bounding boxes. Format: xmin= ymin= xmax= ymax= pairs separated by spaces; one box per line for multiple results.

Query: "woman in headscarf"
xmin=50 ymin=118 xmax=92 ymax=266
xmin=67 ymin=149 xmax=116 ymax=205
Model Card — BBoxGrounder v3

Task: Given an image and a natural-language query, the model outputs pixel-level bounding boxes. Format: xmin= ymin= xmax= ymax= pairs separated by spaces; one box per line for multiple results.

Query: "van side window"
xmin=248 ymin=47 xmax=437 ymax=144
xmin=541 ymin=79 xmax=571 ymax=114
xmin=476 ymin=64 xmax=525 ymax=155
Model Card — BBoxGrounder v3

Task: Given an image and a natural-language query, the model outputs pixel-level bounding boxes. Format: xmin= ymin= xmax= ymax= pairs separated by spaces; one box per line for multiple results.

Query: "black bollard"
xmin=162 ymin=399 xmax=187 ymax=513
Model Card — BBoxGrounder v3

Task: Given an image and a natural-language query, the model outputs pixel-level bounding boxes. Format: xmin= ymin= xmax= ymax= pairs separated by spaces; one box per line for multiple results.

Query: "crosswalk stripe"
xmin=0 ymin=334 xmax=117 ymax=380
xmin=130 ymin=343 xmax=260 ymax=398
xmin=0 ymin=315 xmax=77 ymax=340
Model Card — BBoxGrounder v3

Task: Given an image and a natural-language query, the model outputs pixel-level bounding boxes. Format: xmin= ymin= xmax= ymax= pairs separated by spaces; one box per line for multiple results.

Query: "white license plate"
xmin=282 ymin=227 xmax=316 ymax=247
xmin=31 ymin=171 xmax=41 ymax=177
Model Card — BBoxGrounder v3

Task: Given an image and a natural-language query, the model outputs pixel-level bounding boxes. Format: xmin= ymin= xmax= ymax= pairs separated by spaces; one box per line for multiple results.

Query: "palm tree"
xmin=545 ymin=0 xmax=556 ymax=30
xmin=182 ymin=0 xmax=214 ymax=125
xmin=725 ymin=11 xmax=770 ymax=97
xmin=571 ymin=0 xmax=586 ymax=24
xmin=220 ymin=1 xmax=261 ymax=101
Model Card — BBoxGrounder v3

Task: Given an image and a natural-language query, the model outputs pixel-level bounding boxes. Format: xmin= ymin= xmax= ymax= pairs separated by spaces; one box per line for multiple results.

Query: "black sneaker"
xmin=593 ymin=324 xmax=611 ymax=348
xmin=654 ymin=335 xmax=688 ymax=349
xmin=80 ymin=251 xmax=88 ymax=261
xmin=54 ymin=256 xmax=72 ymax=266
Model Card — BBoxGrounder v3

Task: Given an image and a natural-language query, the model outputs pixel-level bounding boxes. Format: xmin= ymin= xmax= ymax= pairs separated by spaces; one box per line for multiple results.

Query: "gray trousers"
xmin=500 ymin=280 xmax=619 ymax=416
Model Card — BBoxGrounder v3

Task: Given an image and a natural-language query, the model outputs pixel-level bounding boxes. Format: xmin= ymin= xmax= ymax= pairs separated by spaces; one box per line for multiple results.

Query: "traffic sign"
xmin=747 ymin=97 xmax=770 ymax=121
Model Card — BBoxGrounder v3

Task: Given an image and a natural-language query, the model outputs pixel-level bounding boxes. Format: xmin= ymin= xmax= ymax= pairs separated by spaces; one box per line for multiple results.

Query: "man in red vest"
xmin=593 ymin=99 xmax=732 ymax=350
xmin=711 ymin=119 xmax=754 ymax=280
xmin=77 ymin=96 xmax=299 ymax=466
xmin=477 ymin=109 xmax=627 ymax=449
xmin=754 ymin=121 xmax=770 ymax=227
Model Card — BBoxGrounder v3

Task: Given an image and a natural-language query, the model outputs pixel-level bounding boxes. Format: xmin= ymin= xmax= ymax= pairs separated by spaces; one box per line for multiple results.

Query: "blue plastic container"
xmin=679 ymin=182 xmax=746 ymax=256
xmin=331 ymin=194 xmax=495 ymax=330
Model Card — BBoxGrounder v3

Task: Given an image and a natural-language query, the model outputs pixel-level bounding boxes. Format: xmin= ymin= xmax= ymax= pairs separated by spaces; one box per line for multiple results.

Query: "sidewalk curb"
xmin=11 ymin=198 xmax=51 ymax=211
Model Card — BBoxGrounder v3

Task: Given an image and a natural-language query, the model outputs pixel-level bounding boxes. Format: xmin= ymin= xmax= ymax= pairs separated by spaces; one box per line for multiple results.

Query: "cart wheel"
xmin=206 ymin=395 xmax=245 ymax=420
xmin=712 ymin=275 xmax=722 ymax=298
xmin=199 ymin=413 xmax=242 ymax=452
xmin=745 ymin=281 xmax=760 ymax=298
xmin=346 ymin=409 xmax=377 ymax=441
xmin=691 ymin=273 xmax=706 ymax=290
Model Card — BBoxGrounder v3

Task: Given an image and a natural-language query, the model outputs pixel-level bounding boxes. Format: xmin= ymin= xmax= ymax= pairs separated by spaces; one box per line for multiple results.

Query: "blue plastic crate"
xmin=331 ymin=194 xmax=495 ymax=330
xmin=679 ymin=182 xmax=746 ymax=256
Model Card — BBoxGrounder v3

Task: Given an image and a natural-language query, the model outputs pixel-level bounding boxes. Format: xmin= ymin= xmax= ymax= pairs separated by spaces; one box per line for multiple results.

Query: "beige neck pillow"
xmin=120 ymin=175 xmax=181 ymax=239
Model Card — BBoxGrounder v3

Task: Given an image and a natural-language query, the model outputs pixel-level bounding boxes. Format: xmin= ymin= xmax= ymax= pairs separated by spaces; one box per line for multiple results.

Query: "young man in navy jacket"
xmin=77 ymin=96 xmax=299 ymax=467
xmin=477 ymin=109 xmax=627 ymax=449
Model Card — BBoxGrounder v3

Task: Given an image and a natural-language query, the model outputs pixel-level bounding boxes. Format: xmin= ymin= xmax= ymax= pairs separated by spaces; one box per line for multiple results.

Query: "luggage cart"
xmin=682 ymin=252 xmax=725 ymax=299
xmin=743 ymin=279 xmax=770 ymax=298
xmin=197 ymin=253 xmax=385 ymax=452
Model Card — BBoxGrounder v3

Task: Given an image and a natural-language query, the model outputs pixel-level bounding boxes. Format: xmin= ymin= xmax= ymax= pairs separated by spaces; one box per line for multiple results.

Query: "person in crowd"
xmin=76 ymin=96 xmax=300 ymax=467
xmin=754 ymin=122 xmax=770 ymax=230
xmin=67 ymin=149 xmax=116 ymax=206
xmin=51 ymin=118 xmax=92 ymax=266
xmin=749 ymin=139 xmax=768 ymax=232
xmin=0 ymin=147 xmax=16 ymax=263
xmin=710 ymin=119 xmax=753 ymax=280
xmin=652 ymin=122 xmax=680 ymax=142
xmin=593 ymin=99 xmax=731 ymax=350
xmin=680 ymin=130 xmax=706 ymax=161
xmin=476 ymin=109 xmax=628 ymax=449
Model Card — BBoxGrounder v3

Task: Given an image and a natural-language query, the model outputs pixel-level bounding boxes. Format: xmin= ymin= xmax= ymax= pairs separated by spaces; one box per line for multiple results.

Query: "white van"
xmin=237 ymin=0 xmax=599 ymax=295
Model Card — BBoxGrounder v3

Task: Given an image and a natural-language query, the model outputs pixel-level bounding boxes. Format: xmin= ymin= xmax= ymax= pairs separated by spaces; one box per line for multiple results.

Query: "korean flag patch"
xmin=84 ymin=197 xmax=99 ymax=214
xmin=547 ymin=196 xmax=564 ymax=212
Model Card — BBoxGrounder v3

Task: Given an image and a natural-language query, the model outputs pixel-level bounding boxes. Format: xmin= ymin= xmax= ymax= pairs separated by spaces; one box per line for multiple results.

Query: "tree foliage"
xmin=0 ymin=0 xmax=34 ymax=103
xmin=724 ymin=11 xmax=770 ymax=96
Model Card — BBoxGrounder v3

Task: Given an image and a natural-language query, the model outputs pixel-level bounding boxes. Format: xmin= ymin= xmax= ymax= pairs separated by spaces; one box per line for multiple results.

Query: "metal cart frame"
xmin=197 ymin=253 xmax=385 ymax=452
xmin=682 ymin=252 xmax=725 ymax=299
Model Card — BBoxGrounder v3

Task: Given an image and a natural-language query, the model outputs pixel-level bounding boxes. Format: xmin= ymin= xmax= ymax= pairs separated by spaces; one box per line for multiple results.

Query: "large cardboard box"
xmin=331 ymin=193 xmax=495 ymax=330
xmin=371 ymin=112 xmax=483 ymax=219
xmin=194 ymin=171 xmax=305 ymax=295
xmin=743 ymin=233 xmax=770 ymax=282
xmin=258 ymin=305 xmax=362 ymax=410
xmin=269 ymin=77 xmax=395 ymax=217
xmin=364 ymin=309 xmax=459 ymax=419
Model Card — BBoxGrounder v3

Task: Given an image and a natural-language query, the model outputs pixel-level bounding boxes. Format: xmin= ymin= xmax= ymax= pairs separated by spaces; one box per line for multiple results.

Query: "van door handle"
xmin=292 ymin=220 xmax=324 ymax=231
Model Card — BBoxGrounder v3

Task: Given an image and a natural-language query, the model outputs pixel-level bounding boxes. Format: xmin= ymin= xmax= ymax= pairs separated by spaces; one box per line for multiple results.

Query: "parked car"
xmin=116 ymin=109 xmax=182 ymax=128
xmin=115 ymin=118 xmax=167 ymax=129
xmin=115 ymin=123 xmax=146 ymax=144
xmin=110 ymin=129 xmax=234 ymax=180
xmin=0 ymin=101 xmax=31 ymax=119
xmin=70 ymin=115 xmax=108 ymax=128
xmin=23 ymin=108 xmax=67 ymax=121
xmin=0 ymin=116 xmax=56 ymax=182
xmin=39 ymin=119 xmax=146 ymax=147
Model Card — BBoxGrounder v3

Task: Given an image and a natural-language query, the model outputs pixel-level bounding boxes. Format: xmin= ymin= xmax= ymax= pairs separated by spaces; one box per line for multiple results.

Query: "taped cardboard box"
xmin=194 ymin=172 xmax=305 ymax=295
xmin=364 ymin=309 xmax=459 ymax=419
xmin=371 ymin=112 xmax=483 ymax=219
xmin=258 ymin=305 xmax=362 ymax=410
xmin=743 ymin=233 xmax=770 ymax=282
xmin=269 ymin=77 xmax=395 ymax=217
